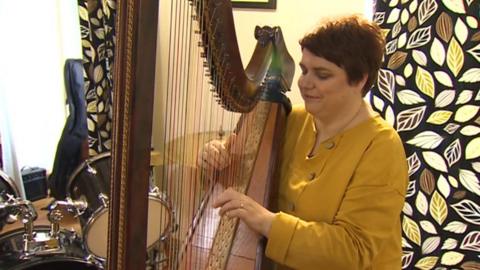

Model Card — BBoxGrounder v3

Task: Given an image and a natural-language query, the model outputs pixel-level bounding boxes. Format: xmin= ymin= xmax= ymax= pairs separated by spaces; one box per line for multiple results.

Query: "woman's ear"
xmin=351 ymin=74 xmax=368 ymax=95
xmin=359 ymin=74 xmax=369 ymax=88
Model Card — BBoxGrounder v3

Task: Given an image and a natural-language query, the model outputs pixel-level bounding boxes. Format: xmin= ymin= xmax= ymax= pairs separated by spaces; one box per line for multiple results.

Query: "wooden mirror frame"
xmin=107 ymin=1 xmax=159 ymax=269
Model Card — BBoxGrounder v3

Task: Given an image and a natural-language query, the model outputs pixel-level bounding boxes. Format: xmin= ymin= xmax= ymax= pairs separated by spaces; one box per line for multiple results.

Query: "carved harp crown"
xmin=108 ymin=0 xmax=295 ymax=270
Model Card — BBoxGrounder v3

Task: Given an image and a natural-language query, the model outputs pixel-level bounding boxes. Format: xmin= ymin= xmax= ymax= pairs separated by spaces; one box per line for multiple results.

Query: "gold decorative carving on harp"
xmin=108 ymin=0 xmax=294 ymax=269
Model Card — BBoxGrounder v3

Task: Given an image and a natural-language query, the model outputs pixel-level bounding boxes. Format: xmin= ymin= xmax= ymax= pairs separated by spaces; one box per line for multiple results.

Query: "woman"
xmin=202 ymin=15 xmax=408 ymax=270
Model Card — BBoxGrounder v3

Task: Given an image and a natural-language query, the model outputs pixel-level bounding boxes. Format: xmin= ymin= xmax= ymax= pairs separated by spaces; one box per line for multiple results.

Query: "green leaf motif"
xmin=415 ymin=256 xmax=438 ymax=270
xmin=430 ymin=191 xmax=448 ymax=225
xmin=447 ymin=38 xmax=464 ymax=77
xmin=403 ymin=215 xmax=422 ymax=246
xmin=416 ymin=67 xmax=435 ymax=98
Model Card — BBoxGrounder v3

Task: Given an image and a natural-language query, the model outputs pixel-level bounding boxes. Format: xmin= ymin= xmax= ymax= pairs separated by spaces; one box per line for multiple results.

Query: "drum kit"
xmin=0 ymin=152 xmax=174 ymax=270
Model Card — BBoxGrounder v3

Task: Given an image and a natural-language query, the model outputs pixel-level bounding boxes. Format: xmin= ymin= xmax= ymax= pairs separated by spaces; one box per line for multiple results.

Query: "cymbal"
xmin=151 ymin=131 xmax=225 ymax=167
xmin=150 ymin=151 xmax=164 ymax=167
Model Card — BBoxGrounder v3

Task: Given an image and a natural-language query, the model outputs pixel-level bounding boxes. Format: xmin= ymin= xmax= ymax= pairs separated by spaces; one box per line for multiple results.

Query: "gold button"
xmin=308 ymin=172 xmax=316 ymax=180
xmin=324 ymin=141 xmax=335 ymax=149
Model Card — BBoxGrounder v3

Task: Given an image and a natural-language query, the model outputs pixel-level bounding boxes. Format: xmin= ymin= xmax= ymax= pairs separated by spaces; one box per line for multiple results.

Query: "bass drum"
xmin=0 ymin=225 xmax=100 ymax=270
xmin=67 ymin=152 xmax=172 ymax=260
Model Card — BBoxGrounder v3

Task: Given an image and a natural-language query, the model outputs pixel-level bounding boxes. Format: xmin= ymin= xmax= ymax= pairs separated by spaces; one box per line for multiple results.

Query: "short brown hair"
xmin=299 ymin=15 xmax=385 ymax=96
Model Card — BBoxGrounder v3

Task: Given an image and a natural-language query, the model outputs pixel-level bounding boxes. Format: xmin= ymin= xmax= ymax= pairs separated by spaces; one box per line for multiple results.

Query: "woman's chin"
xmin=304 ymin=104 xmax=321 ymax=115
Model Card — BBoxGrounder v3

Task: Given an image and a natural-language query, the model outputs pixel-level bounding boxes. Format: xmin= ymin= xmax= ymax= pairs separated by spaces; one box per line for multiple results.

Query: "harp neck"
xmin=196 ymin=0 xmax=295 ymax=112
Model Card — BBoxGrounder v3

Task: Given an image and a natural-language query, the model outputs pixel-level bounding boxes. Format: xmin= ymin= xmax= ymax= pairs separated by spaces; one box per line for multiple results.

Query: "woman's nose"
xmin=298 ymin=74 xmax=312 ymax=89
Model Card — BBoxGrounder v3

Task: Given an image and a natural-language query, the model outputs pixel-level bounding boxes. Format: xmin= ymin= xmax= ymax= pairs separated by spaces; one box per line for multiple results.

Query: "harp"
xmin=108 ymin=0 xmax=294 ymax=269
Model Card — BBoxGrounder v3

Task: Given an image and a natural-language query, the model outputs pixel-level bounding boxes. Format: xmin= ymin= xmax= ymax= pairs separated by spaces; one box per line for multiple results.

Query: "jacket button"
xmin=308 ymin=172 xmax=316 ymax=180
xmin=324 ymin=141 xmax=335 ymax=149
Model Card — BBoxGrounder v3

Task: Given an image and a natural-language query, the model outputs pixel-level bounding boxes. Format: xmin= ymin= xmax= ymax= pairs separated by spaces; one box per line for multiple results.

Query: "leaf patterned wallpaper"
xmin=370 ymin=0 xmax=480 ymax=269
xmin=78 ymin=0 xmax=116 ymax=156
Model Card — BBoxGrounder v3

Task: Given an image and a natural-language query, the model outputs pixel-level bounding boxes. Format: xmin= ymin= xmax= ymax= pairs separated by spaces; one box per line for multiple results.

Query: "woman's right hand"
xmin=197 ymin=134 xmax=236 ymax=170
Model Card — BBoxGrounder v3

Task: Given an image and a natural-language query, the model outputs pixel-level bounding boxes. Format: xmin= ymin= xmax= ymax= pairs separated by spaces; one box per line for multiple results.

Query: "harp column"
xmin=108 ymin=0 xmax=159 ymax=269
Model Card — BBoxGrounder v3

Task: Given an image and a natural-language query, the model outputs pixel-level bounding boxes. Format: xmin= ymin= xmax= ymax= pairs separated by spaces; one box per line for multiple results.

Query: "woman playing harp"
xmin=201 ymin=15 xmax=408 ymax=270
xmin=152 ymin=0 xmax=296 ymax=269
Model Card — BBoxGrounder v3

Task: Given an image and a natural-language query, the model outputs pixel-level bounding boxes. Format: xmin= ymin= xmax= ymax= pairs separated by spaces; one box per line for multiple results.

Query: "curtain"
xmin=78 ymin=0 xmax=117 ymax=156
xmin=371 ymin=0 xmax=480 ymax=269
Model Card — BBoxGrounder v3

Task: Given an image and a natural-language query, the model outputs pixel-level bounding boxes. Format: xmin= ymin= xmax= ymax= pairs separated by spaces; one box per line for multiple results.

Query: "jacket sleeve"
xmin=265 ymin=131 xmax=408 ymax=270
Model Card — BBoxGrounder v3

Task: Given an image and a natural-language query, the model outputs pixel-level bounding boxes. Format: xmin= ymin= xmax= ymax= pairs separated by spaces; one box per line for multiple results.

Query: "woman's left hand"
xmin=212 ymin=187 xmax=275 ymax=237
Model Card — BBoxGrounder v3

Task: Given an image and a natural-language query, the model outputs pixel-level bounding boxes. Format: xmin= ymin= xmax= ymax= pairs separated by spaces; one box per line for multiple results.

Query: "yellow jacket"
xmin=265 ymin=105 xmax=408 ymax=270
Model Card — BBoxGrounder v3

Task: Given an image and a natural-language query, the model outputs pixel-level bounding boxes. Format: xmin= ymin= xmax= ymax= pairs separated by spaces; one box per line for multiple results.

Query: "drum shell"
xmin=66 ymin=152 xmax=173 ymax=259
xmin=0 ymin=226 xmax=100 ymax=270
xmin=66 ymin=152 xmax=110 ymax=229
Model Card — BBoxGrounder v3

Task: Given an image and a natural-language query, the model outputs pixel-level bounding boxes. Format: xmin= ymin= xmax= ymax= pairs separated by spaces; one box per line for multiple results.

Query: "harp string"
xmin=164 ymin=0 xmax=191 ymax=266
xmin=177 ymin=0 xmax=189 ymax=266
xmin=158 ymin=1 xmax=249 ymax=268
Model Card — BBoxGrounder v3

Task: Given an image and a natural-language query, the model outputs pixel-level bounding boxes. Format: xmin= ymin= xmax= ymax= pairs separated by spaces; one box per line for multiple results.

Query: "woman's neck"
xmin=313 ymin=100 xmax=369 ymax=143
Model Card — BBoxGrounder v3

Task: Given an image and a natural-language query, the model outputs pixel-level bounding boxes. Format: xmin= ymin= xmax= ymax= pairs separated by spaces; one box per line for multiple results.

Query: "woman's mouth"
xmin=302 ymin=94 xmax=322 ymax=101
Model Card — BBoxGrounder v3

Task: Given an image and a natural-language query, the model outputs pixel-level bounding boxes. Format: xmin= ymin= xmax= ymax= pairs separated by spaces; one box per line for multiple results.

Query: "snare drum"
xmin=0 ymin=225 xmax=100 ymax=270
xmin=67 ymin=152 xmax=172 ymax=259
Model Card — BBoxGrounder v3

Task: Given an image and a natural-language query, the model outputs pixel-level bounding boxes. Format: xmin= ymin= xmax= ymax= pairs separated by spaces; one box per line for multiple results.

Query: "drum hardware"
xmin=146 ymin=245 xmax=169 ymax=270
xmin=0 ymin=194 xmax=38 ymax=221
xmin=47 ymin=197 xmax=88 ymax=220
xmin=47 ymin=197 xmax=87 ymax=240
xmin=1 ymin=194 xmax=25 ymax=226
xmin=149 ymin=186 xmax=166 ymax=201
xmin=98 ymin=193 xmax=109 ymax=208
xmin=48 ymin=209 xmax=63 ymax=239
xmin=86 ymin=163 xmax=97 ymax=175
xmin=85 ymin=254 xmax=107 ymax=269
xmin=0 ymin=196 xmax=58 ymax=258
xmin=0 ymin=196 xmax=91 ymax=260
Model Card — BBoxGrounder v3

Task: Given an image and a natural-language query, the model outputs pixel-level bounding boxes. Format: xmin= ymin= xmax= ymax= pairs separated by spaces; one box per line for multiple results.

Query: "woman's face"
xmin=298 ymin=48 xmax=365 ymax=121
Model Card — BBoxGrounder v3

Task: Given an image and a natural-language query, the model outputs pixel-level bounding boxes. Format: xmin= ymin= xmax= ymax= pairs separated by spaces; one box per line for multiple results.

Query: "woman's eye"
xmin=315 ymin=73 xmax=330 ymax=79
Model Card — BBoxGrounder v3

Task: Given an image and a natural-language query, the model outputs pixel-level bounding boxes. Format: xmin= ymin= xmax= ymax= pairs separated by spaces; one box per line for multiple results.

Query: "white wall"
xmin=0 ymin=1 xmax=82 ymax=196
